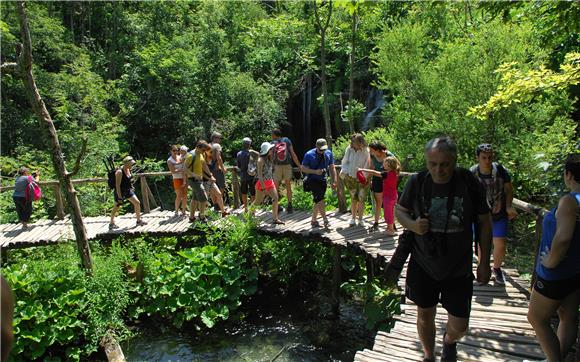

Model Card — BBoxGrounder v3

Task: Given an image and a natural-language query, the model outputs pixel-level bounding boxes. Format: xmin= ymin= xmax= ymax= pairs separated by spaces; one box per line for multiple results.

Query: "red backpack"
xmin=273 ymin=140 xmax=290 ymax=164
xmin=25 ymin=176 xmax=42 ymax=202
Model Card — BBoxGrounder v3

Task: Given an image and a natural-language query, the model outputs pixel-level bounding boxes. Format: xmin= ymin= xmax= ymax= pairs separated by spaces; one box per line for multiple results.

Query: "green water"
xmin=123 ymin=291 xmax=373 ymax=361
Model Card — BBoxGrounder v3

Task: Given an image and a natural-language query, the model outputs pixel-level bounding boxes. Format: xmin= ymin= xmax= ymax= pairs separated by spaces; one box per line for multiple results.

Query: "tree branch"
xmin=68 ymin=136 xmax=88 ymax=177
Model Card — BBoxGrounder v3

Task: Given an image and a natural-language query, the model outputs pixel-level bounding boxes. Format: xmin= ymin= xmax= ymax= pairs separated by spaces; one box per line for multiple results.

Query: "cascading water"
xmin=361 ymin=89 xmax=385 ymax=131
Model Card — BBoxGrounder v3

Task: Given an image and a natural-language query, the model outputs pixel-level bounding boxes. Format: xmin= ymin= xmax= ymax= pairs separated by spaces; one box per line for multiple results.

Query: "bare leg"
xmin=417 ymin=306 xmax=437 ymax=360
xmin=242 ymin=193 xmax=248 ymax=210
xmin=127 ymin=195 xmax=142 ymax=221
xmin=349 ymin=190 xmax=357 ymax=220
xmin=110 ymin=203 xmax=120 ymax=224
xmin=189 ymin=199 xmax=198 ymax=219
xmin=492 ymin=237 xmax=506 ymax=269
xmin=269 ymin=189 xmax=280 ymax=221
xmin=528 ymin=289 xmax=564 ymax=362
xmin=373 ymin=192 xmax=383 ymax=223
xmin=445 ymin=313 xmax=469 ymax=343
xmin=254 ymin=189 xmax=265 ymax=206
xmin=174 ymin=187 xmax=181 ymax=212
xmin=557 ymin=289 xmax=580 ymax=358
xmin=285 ymin=179 xmax=292 ymax=204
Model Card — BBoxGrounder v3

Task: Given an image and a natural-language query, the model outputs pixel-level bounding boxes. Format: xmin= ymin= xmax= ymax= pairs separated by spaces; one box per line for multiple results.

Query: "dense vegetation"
xmin=2 ymin=218 xmax=397 ymax=360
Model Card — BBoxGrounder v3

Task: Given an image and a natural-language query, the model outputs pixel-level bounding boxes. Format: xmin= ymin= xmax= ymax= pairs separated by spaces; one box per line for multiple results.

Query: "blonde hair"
xmin=384 ymin=156 xmax=401 ymax=174
xmin=350 ymin=133 xmax=367 ymax=148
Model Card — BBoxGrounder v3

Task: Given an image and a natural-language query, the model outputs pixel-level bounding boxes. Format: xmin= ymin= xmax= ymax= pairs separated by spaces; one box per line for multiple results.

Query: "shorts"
xmin=256 ymin=179 xmax=276 ymax=192
xmin=309 ymin=179 xmax=327 ymax=203
xmin=241 ymin=178 xmax=256 ymax=196
xmin=273 ymin=164 xmax=293 ymax=182
xmin=173 ymin=178 xmax=184 ymax=190
xmin=13 ymin=196 xmax=32 ymax=223
xmin=188 ymin=180 xmax=208 ymax=202
xmin=405 ymin=257 xmax=474 ymax=318
xmin=371 ymin=176 xmax=383 ymax=193
xmin=492 ymin=218 xmax=508 ymax=238
xmin=114 ymin=189 xmax=136 ymax=205
xmin=533 ymin=273 xmax=580 ymax=300
xmin=343 ymin=175 xmax=368 ymax=202
xmin=211 ymin=169 xmax=226 ymax=190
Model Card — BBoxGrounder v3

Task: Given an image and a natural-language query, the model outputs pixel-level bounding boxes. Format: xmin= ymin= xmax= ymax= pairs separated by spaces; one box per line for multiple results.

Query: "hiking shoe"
xmin=370 ymin=222 xmax=379 ymax=231
xmin=493 ymin=267 xmax=505 ymax=285
xmin=311 ymin=220 xmax=320 ymax=228
xmin=323 ymin=219 xmax=330 ymax=228
xmin=441 ymin=334 xmax=457 ymax=362
xmin=349 ymin=218 xmax=357 ymax=227
xmin=108 ymin=223 xmax=119 ymax=230
xmin=359 ymin=219 xmax=366 ymax=228
xmin=287 ymin=203 xmax=293 ymax=214
xmin=136 ymin=220 xmax=148 ymax=227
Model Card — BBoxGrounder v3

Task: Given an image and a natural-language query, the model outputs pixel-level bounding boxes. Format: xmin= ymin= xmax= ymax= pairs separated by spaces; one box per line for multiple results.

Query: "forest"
xmin=1 ymin=1 xmax=579 ymax=219
xmin=0 ymin=1 xmax=579 ymax=360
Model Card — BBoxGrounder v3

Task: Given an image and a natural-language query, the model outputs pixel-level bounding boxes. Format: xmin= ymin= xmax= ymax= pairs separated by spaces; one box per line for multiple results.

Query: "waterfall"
xmin=361 ymin=89 xmax=385 ymax=131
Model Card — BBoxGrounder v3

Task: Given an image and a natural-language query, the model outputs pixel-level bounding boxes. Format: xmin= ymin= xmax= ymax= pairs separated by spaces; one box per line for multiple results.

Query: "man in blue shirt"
xmin=301 ymin=138 xmax=337 ymax=228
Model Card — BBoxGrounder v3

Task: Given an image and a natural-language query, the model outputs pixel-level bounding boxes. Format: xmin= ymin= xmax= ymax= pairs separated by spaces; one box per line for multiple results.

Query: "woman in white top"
xmin=339 ymin=133 xmax=371 ymax=227
xmin=167 ymin=145 xmax=187 ymax=216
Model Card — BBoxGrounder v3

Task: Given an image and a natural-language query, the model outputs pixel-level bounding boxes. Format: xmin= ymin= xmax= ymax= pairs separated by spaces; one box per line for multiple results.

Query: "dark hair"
xmin=475 ymin=143 xmax=494 ymax=157
xmin=565 ymin=154 xmax=580 ymax=182
xmin=369 ymin=140 xmax=387 ymax=152
xmin=196 ymin=140 xmax=210 ymax=150
xmin=271 ymin=128 xmax=282 ymax=137
xmin=424 ymin=136 xmax=457 ymax=159
xmin=350 ymin=133 xmax=367 ymax=147
xmin=170 ymin=144 xmax=179 ymax=151
xmin=17 ymin=167 xmax=29 ymax=176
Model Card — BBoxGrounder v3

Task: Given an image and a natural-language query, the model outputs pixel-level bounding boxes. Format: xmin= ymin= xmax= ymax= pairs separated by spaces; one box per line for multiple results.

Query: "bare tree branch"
xmin=68 ymin=136 xmax=88 ymax=177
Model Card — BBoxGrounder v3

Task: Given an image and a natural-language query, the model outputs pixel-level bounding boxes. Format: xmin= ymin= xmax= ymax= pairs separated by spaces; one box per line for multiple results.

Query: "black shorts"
xmin=405 ymin=257 xmax=474 ymax=318
xmin=533 ymin=273 xmax=580 ymax=300
xmin=240 ymin=178 xmax=256 ymax=196
xmin=371 ymin=176 xmax=383 ymax=193
xmin=309 ymin=179 xmax=327 ymax=203
xmin=113 ymin=189 xmax=135 ymax=205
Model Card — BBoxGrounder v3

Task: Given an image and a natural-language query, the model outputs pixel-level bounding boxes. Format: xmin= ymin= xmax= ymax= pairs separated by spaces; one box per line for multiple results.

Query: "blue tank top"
xmin=536 ymin=192 xmax=580 ymax=280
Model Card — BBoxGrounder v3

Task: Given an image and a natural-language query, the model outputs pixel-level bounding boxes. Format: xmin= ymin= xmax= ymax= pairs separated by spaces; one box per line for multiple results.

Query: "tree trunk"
xmin=16 ymin=2 xmax=93 ymax=272
xmin=314 ymin=1 xmax=333 ymax=149
xmin=347 ymin=10 xmax=357 ymax=133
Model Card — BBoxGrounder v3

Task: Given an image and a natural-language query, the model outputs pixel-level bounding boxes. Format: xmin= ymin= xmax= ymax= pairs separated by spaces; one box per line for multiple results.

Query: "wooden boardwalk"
xmin=0 ymin=209 xmax=548 ymax=361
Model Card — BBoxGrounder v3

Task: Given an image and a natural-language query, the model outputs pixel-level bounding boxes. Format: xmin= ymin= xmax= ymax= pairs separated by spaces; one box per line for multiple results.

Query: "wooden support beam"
xmin=144 ymin=179 xmax=157 ymax=210
xmin=231 ymin=168 xmax=240 ymax=209
xmin=139 ymin=176 xmax=150 ymax=214
xmin=336 ymin=175 xmax=347 ymax=213
xmin=53 ymin=184 xmax=65 ymax=220
xmin=331 ymin=244 xmax=342 ymax=317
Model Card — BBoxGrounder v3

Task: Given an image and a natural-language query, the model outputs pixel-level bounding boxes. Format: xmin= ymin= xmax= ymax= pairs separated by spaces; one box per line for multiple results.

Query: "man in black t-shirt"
xmin=470 ymin=143 xmax=517 ymax=286
xmin=395 ymin=136 xmax=492 ymax=362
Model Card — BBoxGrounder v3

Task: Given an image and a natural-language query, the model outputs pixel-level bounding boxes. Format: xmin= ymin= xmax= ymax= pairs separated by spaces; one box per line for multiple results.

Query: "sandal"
xmin=198 ymin=217 xmax=208 ymax=223
xmin=311 ymin=220 xmax=320 ymax=228
xmin=108 ymin=223 xmax=119 ymax=230
xmin=323 ymin=219 xmax=330 ymax=228
xmin=136 ymin=220 xmax=148 ymax=226
xmin=272 ymin=219 xmax=285 ymax=225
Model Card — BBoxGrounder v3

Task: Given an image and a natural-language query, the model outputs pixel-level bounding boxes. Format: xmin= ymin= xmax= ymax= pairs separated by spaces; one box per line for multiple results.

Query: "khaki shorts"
xmin=189 ymin=180 xmax=208 ymax=202
xmin=343 ymin=175 xmax=368 ymax=202
xmin=273 ymin=164 xmax=293 ymax=182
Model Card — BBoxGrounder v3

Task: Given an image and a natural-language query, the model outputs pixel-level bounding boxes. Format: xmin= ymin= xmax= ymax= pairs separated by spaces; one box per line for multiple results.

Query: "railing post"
xmin=53 ymin=184 xmax=65 ymax=219
xmin=530 ymin=212 xmax=544 ymax=291
xmin=336 ymin=175 xmax=347 ymax=213
xmin=144 ymin=179 xmax=157 ymax=210
xmin=231 ymin=167 xmax=240 ymax=209
xmin=139 ymin=176 xmax=150 ymax=214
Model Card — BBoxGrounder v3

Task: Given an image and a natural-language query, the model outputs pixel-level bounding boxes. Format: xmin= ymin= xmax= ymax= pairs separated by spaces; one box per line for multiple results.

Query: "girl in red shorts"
xmin=254 ymin=142 xmax=284 ymax=225
xmin=167 ymin=145 xmax=187 ymax=216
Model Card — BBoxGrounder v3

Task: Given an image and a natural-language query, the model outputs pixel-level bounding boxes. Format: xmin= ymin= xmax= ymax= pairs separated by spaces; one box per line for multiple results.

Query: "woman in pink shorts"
xmin=254 ymin=142 xmax=284 ymax=225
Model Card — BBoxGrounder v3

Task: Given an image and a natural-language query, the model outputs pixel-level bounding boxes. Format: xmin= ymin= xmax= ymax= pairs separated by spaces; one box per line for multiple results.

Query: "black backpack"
xmin=104 ymin=156 xmax=118 ymax=190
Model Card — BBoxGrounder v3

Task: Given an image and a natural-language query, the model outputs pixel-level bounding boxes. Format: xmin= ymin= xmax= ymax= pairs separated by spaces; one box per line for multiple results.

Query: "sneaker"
xmin=287 ymin=203 xmax=293 ymax=214
xmin=136 ymin=220 xmax=148 ymax=227
xmin=493 ymin=267 xmax=505 ymax=285
xmin=441 ymin=334 xmax=457 ymax=362
xmin=108 ymin=223 xmax=119 ymax=230
xmin=358 ymin=219 xmax=366 ymax=228
xmin=349 ymin=218 xmax=357 ymax=227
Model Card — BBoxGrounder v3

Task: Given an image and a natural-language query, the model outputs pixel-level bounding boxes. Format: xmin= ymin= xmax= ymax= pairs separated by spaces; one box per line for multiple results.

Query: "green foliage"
xmin=3 ymin=243 xmax=131 ymax=361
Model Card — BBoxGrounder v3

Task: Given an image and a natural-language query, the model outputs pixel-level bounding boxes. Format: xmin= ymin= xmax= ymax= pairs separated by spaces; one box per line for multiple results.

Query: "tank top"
xmin=536 ymin=192 xmax=580 ymax=280
xmin=167 ymin=156 xmax=183 ymax=179
xmin=260 ymin=157 xmax=273 ymax=181
xmin=119 ymin=169 xmax=132 ymax=191
xmin=372 ymin=154 xmax=385 ymax=182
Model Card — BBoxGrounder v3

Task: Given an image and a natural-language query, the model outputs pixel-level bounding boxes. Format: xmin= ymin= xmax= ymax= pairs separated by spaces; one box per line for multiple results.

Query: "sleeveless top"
xmin=119 ymin=169 xmax=132 ymax=191
xmin=536 ymin=192 xmax=580 ymax=280
xmin=167 ymin=156 xmax=183 ymax=179
xmin=259 ymin=157 xmax=273 ymax=181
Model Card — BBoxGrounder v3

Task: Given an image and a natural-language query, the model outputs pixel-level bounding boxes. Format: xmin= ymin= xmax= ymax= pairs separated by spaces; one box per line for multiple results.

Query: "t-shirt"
xmin=536 ymin=192 xmax=580 ymax=280
xmin=237 ymin=149 xmax=251 ymax=180
xmin=272 ymin=137 xmax=293 ymax=165
xmin=184 ymin=151 xmax=204 ymax=179
xmin=13 ymin=176 xmax=30 ymax=198
xmin=381 ymin=171 xmax=398 ymax=199
xmin=302 ymin=148 xmax=334 ymax=181
xmin=340 ymin=146 xmax=370 ymax=178
xmin=398 ymin=169 xmax=489 ymax=280
xmin=470 ymin=162 xmax=511 ymax=221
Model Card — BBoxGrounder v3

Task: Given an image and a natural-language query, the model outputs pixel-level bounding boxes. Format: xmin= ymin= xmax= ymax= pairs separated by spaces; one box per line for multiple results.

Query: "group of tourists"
xmin=11 ymin=130 xmax=580 ymax=362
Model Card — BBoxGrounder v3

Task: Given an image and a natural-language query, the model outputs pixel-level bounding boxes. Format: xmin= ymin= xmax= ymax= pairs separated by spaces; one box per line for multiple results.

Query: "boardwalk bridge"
xmin=0 ymin=169 xmax=573 ymax=361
